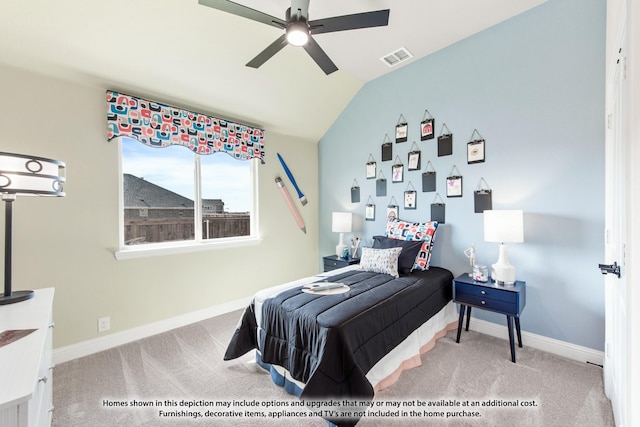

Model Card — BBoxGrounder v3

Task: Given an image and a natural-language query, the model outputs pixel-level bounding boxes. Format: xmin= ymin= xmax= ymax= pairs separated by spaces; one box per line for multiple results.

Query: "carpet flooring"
xmin=52 ymin=310 xmax=615 ymax=426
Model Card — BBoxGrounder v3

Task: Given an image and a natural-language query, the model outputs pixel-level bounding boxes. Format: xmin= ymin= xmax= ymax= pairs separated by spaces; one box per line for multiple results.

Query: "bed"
xmin=224 ymin=219 xmax=458 ymax=426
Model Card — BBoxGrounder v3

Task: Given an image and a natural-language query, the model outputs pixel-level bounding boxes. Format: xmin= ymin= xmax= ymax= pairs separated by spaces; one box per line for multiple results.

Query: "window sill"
xmin=114 ymin=236 xmax=262 ymax=260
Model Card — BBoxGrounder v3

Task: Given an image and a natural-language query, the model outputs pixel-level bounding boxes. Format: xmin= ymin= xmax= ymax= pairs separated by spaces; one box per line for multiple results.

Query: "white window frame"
xmin=114 ymin=139 xmax=261 ymax=260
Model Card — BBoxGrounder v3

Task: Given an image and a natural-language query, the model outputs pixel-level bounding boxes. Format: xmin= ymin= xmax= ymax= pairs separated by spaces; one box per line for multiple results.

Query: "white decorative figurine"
xmin=464 ymin=244 xmax=477 ymax=276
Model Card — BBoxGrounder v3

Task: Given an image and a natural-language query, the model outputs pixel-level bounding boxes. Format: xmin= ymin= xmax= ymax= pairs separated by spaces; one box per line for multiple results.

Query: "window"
xmin=116 ymin=137 xmax=259 ymax=258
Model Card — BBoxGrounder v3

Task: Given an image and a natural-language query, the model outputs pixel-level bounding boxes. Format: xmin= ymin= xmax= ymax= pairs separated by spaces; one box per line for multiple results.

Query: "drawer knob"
xmin=38 ymin=375 xmax=48 ymax=384
xmin=49 ymin=322 xmax=55 ymax=329
xmin=481 ymin=300 xmax=486 ymax=305
xmin=481 ymin=290 xmax=486 ymax=295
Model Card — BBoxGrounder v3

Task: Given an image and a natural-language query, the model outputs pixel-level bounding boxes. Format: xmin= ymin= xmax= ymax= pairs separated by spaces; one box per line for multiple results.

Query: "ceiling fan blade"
xmin=310 ymin=9 xmax=390 ymax=35
xmin=303 ymin=36 xmax=338 ymax=75
xmin=198 ymin=0 xmax=286 ymax=28
xmin=246 ymin=34 xmax=289 ymax=69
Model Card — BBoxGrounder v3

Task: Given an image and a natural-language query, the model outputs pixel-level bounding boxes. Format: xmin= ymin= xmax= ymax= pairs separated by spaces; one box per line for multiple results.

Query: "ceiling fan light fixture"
xmin=286 ymin=21 xmax=309 ymax=46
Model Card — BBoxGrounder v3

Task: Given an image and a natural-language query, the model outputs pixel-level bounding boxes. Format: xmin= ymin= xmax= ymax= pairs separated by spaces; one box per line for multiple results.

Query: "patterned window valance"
xmin=106 ymin=91 xmax=265 ymax=163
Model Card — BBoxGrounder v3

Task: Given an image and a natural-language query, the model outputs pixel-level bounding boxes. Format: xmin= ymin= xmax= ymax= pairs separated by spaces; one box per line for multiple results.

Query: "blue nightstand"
xmin=453 ymin=273 xmax=526 ymax=363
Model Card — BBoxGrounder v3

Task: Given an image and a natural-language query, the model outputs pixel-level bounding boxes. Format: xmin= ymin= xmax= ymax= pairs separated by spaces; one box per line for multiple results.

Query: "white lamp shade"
xmin=332 ymin=212 xmax=353 ymax=233
xmin=0 ymin=152 xmax=66 ymax=197
xmin=484 ymin=210 xmax=524 ymax=243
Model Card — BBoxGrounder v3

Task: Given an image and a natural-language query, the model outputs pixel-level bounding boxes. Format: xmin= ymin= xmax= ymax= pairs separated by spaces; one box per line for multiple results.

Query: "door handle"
xmin=598 ymin=262 xmax=621 ymax=278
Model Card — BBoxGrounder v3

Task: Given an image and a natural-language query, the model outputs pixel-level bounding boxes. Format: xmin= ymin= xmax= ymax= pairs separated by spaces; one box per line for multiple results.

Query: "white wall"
xmin=0 ymin=64 xmax=319 ymax=349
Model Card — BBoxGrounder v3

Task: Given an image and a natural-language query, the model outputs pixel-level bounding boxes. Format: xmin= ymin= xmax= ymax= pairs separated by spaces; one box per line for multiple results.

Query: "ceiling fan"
xmin=198 ymin=0 xmax=390 ymax=75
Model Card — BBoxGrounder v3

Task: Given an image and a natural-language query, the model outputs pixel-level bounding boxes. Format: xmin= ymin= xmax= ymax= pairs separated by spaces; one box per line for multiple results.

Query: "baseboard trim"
xmin=53 ymin=298 xmax=604 ymax=367
xmin=468 ymin=318 xmax=604 ymax=366
xmin=53 ymin=296 xmax=251 ymax=365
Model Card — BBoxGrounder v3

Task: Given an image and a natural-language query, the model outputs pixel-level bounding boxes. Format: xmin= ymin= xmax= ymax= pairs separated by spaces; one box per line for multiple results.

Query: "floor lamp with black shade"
xmin=0 ymin=152 xmax=66 ymax=305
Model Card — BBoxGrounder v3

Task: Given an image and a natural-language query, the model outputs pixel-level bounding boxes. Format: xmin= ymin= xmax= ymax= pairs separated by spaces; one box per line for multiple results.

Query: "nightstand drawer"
xmin=324 ymin=259 xmax=346 ymax=271
xmin=322 ymin=255 xmax=359 ymax=272
xmin=454 ymin=291 xmax=518 ymax=315
xmin=455 ymin=282 xmax=516 ymax=304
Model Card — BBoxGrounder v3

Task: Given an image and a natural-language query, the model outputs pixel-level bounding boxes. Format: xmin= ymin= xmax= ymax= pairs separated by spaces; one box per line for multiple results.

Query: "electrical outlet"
xmin=98 ymin=316 xmax=110 ymax=333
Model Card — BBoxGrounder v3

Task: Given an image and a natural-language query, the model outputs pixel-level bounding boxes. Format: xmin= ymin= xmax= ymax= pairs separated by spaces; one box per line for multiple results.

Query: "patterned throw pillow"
xmin=385 ymin=218 xmax=438 ymax=271
xmin=371 ymin=236 xmax=423 ymax=275
xmin=358 ymin=247 xmax=403 ymax=278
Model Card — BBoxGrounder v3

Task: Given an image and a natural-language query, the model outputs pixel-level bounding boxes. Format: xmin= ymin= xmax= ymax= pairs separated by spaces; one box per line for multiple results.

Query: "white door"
xmin=603 ymin=19 xmax=628 ymax=427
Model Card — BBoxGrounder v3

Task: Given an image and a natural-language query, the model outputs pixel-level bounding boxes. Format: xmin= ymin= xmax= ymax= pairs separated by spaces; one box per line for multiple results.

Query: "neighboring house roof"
xmin=123 ymin=174 xmax=194 ymax=209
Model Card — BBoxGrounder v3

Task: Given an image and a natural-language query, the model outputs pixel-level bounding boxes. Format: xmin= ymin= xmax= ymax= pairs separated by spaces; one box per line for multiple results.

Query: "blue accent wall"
xmin=319 ymin=0 xmax=606 ymax=350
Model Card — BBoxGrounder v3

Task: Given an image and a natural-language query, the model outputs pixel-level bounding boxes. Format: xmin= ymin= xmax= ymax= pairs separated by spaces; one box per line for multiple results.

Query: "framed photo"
xmin=365 ymin=203 xmax=375 ymax=221
xmin=446 ymin=175 xmax=463 ymax=197
xmin=395 ymin=123 xmax=408 ymax=143
xmin=404 ymin=190 xmax=417 ymax=209
xmin=387 ymin=205 xmax=398 ymax=220
xmin=366 ymin=161 xmax=376 ymax=179
xmin=467 ymin=139 xmax=485 ymax=164
xmin=420 ymin=118 xmax=435 ymax=141
xmin=392 ymin=164 xmax=404 ymax=183
xmin=408 ymin=151 xmax=421 ymax=171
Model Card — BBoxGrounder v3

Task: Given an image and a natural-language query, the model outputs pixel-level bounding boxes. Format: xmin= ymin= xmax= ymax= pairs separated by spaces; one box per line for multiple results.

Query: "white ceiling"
xmin=0 ymin=0 xmax=548 ymax=142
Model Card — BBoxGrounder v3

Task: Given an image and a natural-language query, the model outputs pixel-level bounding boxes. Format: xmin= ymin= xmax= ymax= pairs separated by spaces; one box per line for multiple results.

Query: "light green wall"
xmin=0 ymin=64 xmax=319 ymax=348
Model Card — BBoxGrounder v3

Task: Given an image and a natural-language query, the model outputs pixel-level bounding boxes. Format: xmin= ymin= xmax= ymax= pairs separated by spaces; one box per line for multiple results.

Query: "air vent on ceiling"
xmin=381 ymin=47 xmax=413 ymax=67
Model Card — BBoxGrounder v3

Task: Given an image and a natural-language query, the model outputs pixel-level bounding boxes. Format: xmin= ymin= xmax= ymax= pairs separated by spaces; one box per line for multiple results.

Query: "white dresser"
xmin=0 ymin=288 xmax=54 ymax=427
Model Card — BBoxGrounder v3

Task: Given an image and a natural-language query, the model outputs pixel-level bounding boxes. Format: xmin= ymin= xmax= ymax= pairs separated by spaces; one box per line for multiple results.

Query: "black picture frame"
xmin=438 ymin=134 xmax=453 ymax=156
xmin=408 ymin=151 xmax=421 ymax=171
xmin=467 ymin=139 xmax=485 ymax=164
xmin=446 ymin=175 xmax=463 ymax=197
xmin=431 ymin=203 xmax=446 ymax=223
xmin=376 ymin=178 xmax=387 ymax=197
xmin=392 ymin=164 xmax=404 ymax=183
xmin=351 ymin=186 xmax=360 ymax=203
xmin=404 ymin=190 xmax=417 ymax=209
xmin=420 ymin=118 xmax=435 ymax=141
xmin=365 ymin=203 xmax=375 ymax=221
xmin=387 ymin=205 xmax=399 ymax=220
xmin=366 ymin=161 xmax=377 ymax=179
xmin=381 ymin=142 xmax=392 ymax=161
xmin=395 ymin=123 xmax=408 ymax=143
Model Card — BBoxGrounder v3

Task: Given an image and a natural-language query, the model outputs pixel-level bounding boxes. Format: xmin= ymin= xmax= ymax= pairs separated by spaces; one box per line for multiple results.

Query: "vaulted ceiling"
xmin=0 ymin=0 xmax=548 ymax=142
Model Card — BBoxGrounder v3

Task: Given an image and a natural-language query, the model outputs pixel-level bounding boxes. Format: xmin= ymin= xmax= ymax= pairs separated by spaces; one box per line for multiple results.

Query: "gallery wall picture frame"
xmin=376 ymin=171 xmax=387 ymax=197
xmin=446 ymin=165 xmax=463 ymax=198
xmin=404 ymin=182 xmax=417 ymax=209
xmin=366 ymin=154 xmax=377 ymax=179
xmin=408 ymin=142 xmax=421 ymax=171
xmin=351 ymin=179 xmax=360 ymax=203
xmin=392 ymin=156 xmax=404 ymax=183
xmin=420 ymin=109 xmax=435 ymax=141
xmin=365 ymin=196 xmax=376 ymax=221
xmin=474 ymin=177 xmax=492 ymax=213
xmin=381 ymin=134 xmax=393 ymax=161
xmin=422 ymin=160 xmax=436 ymax=192
xmin=387 ymin=198 xmax=399 ymax=220
xmin=395 ymin=114 xmax=408 ymax=143
xmin=437 ymin=123 xmax=453 ymax=157
xmin=467 ymin=129 xmax=486 ymax=164
xmin=431 ymin=193 xmax=446 ymax=223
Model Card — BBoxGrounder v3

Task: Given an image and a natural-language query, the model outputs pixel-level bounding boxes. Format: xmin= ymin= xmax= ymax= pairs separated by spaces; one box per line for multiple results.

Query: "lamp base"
xmin=0 ymin=290 xmax=34 ymax=305
xmin=491 ymin=243 xmax=516 ymax=286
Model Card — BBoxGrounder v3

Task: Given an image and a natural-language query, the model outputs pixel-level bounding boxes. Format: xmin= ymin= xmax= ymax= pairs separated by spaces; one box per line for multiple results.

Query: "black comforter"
xmin=224 ymin=266 xmax=453 ymax=425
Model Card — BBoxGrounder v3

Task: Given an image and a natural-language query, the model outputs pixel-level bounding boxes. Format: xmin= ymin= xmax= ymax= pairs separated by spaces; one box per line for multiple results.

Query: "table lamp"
xmin=332 ymin=212 xmax=352 ymax=257
xmin=0 ymin=152 xmax=66 ymax=305
xmin=484 ymin=210 xmax=523 ymax=286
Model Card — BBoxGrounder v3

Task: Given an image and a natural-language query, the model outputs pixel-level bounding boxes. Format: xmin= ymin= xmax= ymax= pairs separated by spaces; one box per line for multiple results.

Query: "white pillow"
xmin=358 ymin=247 xmax=403 ymax=278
